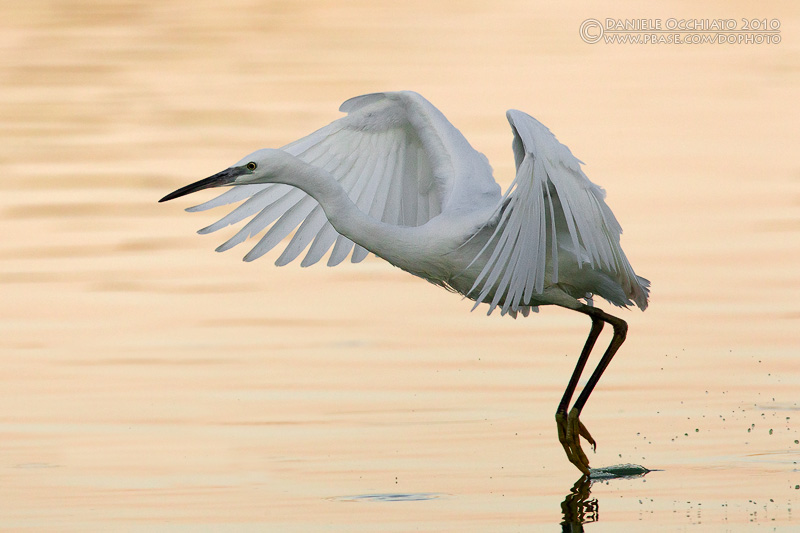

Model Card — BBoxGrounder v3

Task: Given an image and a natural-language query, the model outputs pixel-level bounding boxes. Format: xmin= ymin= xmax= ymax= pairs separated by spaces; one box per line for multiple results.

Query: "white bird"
xmin=160 ymin=91 xmax=649 ymax=475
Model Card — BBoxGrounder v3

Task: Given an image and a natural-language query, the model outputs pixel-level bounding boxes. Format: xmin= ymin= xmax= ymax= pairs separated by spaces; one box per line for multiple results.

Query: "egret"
xmin=160 ymin=91 xmax=649 ymax=475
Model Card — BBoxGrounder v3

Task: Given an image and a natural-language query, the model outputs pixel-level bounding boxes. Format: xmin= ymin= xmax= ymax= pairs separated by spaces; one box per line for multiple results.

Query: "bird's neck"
xmin=265 ymin=153 xmax=422 ymax=267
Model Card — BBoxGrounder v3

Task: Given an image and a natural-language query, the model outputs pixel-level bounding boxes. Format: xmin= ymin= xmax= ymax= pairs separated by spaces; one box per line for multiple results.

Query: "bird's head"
xmin=159 ymin=148 xmax=289 ymax=202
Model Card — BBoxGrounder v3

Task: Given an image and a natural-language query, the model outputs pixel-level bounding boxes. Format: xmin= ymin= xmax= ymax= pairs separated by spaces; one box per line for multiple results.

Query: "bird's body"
xmin=160 ymin=91 xmax=649 ymax=475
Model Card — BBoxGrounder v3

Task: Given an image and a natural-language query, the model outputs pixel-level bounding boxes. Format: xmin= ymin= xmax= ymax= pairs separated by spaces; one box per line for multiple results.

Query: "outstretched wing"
xmin=187 ymin=91 xmax=499 ymax=266
xmin=469 ymin=110 xmax=649 ymax=315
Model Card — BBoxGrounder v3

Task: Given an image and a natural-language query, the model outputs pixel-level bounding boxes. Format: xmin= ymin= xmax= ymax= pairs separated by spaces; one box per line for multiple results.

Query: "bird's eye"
xmin=246 ymin=162 xmax=257 ymax=171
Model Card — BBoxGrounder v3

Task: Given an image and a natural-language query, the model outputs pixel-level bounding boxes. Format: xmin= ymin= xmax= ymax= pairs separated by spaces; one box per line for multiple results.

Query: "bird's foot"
xmin=556 ymin=407 xmax=596 ymax=476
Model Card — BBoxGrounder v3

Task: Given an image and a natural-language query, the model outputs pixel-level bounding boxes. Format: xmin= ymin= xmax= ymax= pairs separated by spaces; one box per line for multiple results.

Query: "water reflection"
xmin=561 ymin=476 xmax=596 ymax=532
xmin=561 ymin=466 xmax=651 ymax=530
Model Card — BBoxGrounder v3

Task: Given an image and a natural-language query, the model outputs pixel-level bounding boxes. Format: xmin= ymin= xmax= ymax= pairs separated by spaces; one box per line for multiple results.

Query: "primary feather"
xmin=190 ymin=91 xmax=499 ymax=267
xmin=468 ymin=110 xmax=649 ymax=315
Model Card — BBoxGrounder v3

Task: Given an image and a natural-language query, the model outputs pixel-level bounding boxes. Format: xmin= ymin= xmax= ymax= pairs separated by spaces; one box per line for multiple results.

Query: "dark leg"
xmin=557 ymin=317 xmax=604 ymax=414
xmin=557 ymin=305 xmax=629 ymax=475
xmin=572 ymin=312 xmax=627 ymax=413
xmin=555 ymin=317 xmax=604 ymax=473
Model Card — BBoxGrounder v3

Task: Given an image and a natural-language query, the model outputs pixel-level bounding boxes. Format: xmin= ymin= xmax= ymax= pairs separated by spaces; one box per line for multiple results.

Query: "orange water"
xmin=2 ymin=1 xmax=799 ymax=530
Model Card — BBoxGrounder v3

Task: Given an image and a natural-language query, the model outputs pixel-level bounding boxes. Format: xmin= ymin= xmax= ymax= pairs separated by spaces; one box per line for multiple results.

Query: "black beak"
xmin=159 ymin=167 xmax=241 ymax=203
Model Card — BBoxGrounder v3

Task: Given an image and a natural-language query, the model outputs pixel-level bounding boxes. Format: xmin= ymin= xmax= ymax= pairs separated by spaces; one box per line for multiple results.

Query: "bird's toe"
xmin=568 ymin=408 xmax=595 ymax=473
xmin=556 ymin=411 xmax=591 ymax=476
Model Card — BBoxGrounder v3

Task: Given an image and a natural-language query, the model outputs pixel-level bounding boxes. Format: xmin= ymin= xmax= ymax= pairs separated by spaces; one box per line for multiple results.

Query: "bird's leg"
xmin=561 ymin=308 xmax=628 ymax=475
xmin=556 ymin=316 xmax=604 ymax=475
xmin=571 ymin=310 xmax=627 ymax=413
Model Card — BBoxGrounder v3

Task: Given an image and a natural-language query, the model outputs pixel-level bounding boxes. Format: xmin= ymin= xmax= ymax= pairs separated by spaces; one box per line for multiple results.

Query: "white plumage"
xmin=160 ymin=91 xmax=650 ymax=475
xmin=470 ymin=110 xmax=648 ymax=316
xmin=188 ymin=92 xmax=495 ymax=266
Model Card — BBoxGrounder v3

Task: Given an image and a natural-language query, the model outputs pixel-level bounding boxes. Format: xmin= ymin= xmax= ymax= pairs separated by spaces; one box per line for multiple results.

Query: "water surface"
xmin=1 ymin=1 xmax=798 ymax=531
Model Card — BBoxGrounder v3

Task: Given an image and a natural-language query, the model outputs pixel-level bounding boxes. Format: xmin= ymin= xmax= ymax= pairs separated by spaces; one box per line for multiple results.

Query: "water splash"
xmin=330 ymin=493 xmax=443 ymax=502
xmin=589 ymin=464 xmax=651 ymax=480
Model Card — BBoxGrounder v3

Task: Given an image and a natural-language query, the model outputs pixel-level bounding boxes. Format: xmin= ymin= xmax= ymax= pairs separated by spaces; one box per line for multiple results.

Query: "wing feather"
xmin=215 ymin=187 xmax=305 ymax=252
xmin=270 ymin=139 xmax=367 ymax=266
xmin=243 ymin=196 xmax=319 ymax=262
xmin=186 ymin=184 xmax=264 ymax=213
xmin=470 ymin=110 xmax=649 ymax=315
xmin=328 ymin=233 xmax=356 ymax=266
xmin=275 ymin=204 xmax=327 ymax=266
xmin=301 ymin=222 xmax=339 ymax=267
xmin=187 ymin=91 xmax=499 ymax=267
xmin=197 ymin=185 xmax=288 ymax=234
